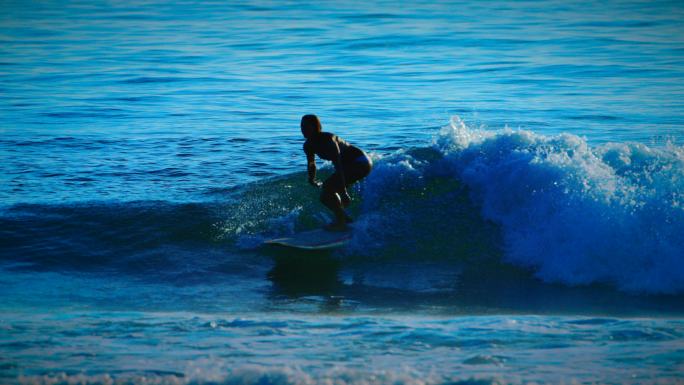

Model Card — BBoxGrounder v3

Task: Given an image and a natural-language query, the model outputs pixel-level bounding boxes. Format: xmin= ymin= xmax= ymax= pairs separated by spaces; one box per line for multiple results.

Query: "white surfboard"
xmin=265 ymin=228 xmax=352 ymax=250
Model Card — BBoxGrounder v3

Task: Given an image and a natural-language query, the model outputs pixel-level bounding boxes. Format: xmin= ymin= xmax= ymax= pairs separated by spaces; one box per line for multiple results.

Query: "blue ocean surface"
xmin=1 ymin=0 xmax=684 ymax=384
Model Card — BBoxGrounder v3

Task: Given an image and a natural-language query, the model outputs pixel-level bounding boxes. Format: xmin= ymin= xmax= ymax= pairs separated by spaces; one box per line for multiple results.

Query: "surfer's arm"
xmin=305 ymin=150 xmax=319 ymax=186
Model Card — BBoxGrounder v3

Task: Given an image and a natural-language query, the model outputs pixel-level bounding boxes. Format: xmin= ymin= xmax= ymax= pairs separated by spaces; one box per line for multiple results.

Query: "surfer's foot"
xmin=324 ymin=221 xmax=348 ymax=232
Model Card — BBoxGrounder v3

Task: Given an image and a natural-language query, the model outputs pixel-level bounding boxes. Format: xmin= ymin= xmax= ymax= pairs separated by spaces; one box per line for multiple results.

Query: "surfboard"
xmin=265 ymin=228 xmax=352 ymax=250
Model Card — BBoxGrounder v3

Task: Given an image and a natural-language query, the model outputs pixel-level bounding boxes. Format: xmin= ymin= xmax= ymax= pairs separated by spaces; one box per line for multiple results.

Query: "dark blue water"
xmin=1 ymin=1 xmax=684 ymax=383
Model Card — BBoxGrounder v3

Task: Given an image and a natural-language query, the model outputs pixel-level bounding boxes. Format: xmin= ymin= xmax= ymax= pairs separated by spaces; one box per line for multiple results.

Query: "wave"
xmin=2 ymin=120 xmax=682 ymax=295
xmin=355 ymin=117 xmax=683 ymax=294
xmin=8 ymin=367 xmax=537 ymax=385
xmin=0 ymin=202 xmax=225 ymax=274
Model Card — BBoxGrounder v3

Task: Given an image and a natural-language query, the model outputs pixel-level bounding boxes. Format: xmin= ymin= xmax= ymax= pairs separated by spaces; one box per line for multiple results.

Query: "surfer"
xmin=301 ymin=114 xmax=372 ymax=231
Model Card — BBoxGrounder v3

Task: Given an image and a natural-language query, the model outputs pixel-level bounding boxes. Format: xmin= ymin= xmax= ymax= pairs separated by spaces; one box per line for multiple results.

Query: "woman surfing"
xmin=300 ymin=114 xmax=372 ymax=231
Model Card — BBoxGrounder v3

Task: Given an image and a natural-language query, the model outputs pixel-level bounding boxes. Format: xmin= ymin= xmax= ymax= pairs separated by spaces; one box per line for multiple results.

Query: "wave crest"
xmin=428 ymin=117 xmax=684 ymax=293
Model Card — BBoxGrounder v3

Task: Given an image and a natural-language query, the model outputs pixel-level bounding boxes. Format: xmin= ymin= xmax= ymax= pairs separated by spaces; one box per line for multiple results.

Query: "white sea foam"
xmin=429 ymin=117 xmax=684 ymax=293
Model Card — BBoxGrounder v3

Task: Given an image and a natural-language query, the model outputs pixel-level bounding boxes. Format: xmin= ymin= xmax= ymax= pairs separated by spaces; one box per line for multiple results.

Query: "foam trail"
xmin=433 ymin=117 xmax=684 ymax=293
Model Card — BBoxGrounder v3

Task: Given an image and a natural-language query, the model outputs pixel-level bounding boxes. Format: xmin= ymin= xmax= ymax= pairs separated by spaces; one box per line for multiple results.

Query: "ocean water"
xmin=1 ymin=0 xmax=684 ymax=384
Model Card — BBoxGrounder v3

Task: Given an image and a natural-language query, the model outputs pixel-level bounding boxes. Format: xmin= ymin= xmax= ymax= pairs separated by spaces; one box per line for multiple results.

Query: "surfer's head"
xmin=300 ymin=114 xmax=322 ymax=139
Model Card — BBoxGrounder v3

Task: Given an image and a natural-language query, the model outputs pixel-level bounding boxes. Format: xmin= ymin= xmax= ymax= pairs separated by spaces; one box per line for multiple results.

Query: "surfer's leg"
xmin=320 ymin=157 xmax=372 ymax=229
xmin=321 ymin=173 xmax=347 ymax=228
xmin=332 ymin=159 xmax=372 ymax=224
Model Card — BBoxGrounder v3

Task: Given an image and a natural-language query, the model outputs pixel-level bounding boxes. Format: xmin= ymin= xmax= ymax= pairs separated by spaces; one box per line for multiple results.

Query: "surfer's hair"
xmin=300 ymin=114 xmax=322 ymax=138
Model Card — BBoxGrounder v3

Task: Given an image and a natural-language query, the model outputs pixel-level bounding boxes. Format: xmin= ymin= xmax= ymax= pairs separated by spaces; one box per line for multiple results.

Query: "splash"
xmin=427 ymin=117 xmax=684 ymax=293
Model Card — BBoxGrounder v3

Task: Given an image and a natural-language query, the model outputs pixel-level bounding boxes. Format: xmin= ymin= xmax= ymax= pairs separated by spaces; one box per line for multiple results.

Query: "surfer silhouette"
xmin=301 ymin=114 xmax=372 ymax=231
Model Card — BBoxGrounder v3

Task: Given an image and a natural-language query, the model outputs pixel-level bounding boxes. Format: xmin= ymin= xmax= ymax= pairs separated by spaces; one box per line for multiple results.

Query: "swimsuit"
xmin=304 ymin=132 xmax=372 ymax=192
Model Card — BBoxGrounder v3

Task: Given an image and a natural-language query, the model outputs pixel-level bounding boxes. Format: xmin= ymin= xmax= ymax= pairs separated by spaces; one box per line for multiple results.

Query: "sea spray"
xmin=433 ymin=117 xmax=684 ymax=293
